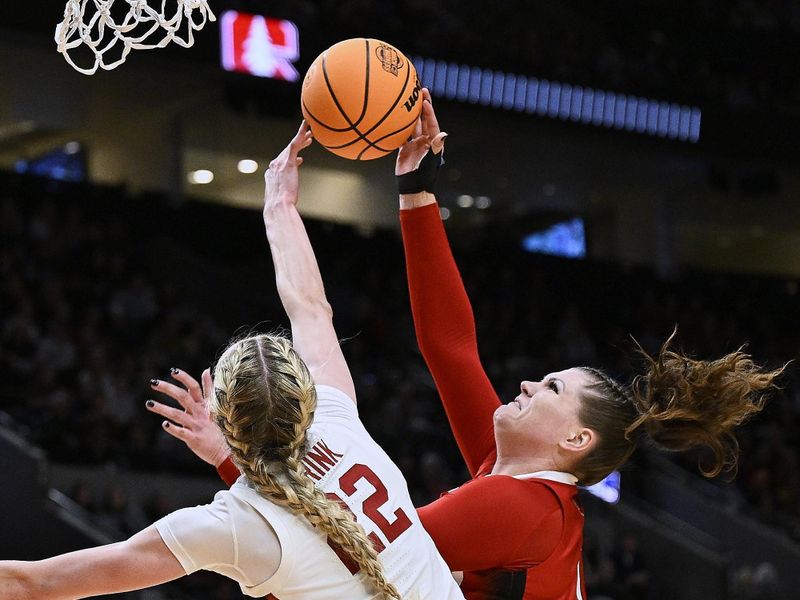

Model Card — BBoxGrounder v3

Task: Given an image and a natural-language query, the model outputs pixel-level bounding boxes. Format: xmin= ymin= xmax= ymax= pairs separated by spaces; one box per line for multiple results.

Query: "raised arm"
xmin=0 ymin=526 xmax=183 ymax=600
xmin=396 ymin=93 xmax=501 ymax=476
xmin=263 ymin=122 xmax=356 ymax=401
xmin=146 ymin=124 xmax=354 ymax=486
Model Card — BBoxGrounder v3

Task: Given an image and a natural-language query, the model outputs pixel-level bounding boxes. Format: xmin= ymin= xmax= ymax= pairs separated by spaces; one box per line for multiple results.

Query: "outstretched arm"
xmin=263 ymin=122 xmax=356 ymax=401
xmin=147 ymin=124 xmax=356 ymax=485
xmin=0 ymin=526 xmax=183 ymax=600
xmin=397 ymin=92 xmax=501 ymax=477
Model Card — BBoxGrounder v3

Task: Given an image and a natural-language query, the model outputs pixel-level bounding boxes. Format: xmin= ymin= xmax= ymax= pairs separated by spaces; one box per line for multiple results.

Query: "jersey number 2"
xmin=326 ymin=463 xmax=413 ymax=574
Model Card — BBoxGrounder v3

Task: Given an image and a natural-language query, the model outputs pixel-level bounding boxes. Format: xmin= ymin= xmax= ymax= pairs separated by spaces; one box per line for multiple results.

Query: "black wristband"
xmin=397 ymin=148 xmax=445 ymax=194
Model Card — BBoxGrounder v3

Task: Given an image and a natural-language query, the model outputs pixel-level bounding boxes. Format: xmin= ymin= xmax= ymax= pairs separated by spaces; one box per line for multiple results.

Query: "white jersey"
xmin=155 ymin=385 xmax=464 ymax=600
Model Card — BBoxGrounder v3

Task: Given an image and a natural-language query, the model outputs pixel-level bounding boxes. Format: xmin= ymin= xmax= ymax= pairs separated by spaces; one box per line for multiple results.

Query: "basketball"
xmin=301 ymin=38 xmax=423 ymax=160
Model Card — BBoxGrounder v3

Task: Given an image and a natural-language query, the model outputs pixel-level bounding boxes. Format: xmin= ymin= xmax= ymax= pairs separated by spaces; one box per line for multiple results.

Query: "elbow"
xmin=417 ymin=336 xmax=453 ymax=367
xmin=416 ymin=329 xmax=477 ymax=367
xmin=0 ymin=563 xmax=39 ymax=600
xmin=275 ymin=276 xmax=331 ymax=315
xmin=307 ymin=298 xmax=333 ymax=319
xmin=285 ymin=296 xmax=333 ymax=321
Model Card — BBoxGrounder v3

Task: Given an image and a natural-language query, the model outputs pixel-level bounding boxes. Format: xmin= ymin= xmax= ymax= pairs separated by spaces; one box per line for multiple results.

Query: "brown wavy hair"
xmin=209 ymin=334 xmax=400 ymax=599
xmin=574 ymin=331 xmax=784 ymax=486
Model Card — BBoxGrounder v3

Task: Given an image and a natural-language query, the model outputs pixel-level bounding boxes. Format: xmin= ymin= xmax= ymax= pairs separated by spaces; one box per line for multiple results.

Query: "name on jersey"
xmin=303 ymin=439 xmax=344 ymax=481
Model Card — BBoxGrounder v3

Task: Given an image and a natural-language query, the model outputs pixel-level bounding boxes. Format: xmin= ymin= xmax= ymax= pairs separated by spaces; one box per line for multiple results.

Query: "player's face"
xmin=494 ymin=367 xmax=592 ymax=459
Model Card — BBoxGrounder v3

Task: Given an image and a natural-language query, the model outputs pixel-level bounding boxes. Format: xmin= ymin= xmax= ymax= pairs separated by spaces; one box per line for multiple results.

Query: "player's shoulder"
xmin=313 ymin=384 xmax=360 ymax=419
xmin=461 ymin=474 xmax=567 ymax=508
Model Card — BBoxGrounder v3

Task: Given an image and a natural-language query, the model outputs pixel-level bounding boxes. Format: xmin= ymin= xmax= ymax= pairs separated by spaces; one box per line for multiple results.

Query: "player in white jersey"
xmin=0 ymin=123 xmax=464 ymax=600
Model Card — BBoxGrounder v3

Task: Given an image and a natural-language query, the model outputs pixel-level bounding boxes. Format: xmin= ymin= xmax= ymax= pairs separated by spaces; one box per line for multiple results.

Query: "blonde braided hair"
xmin=209 ymin=334 xmax=401 ymax=600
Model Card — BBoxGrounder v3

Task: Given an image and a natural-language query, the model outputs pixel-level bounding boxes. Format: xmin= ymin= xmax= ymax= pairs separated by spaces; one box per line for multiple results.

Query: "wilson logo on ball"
xmin=375 ymin=43 xmax=404 ymax=76
xmin=404 ymin=78 xmax=422 ymax=112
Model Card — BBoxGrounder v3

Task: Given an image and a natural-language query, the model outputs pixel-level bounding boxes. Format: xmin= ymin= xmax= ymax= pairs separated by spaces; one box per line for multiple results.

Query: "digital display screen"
xmin=522 ymin=218 xmax=586 ymax=259
xmin=220 ymin=11 xmax=300 ymax=81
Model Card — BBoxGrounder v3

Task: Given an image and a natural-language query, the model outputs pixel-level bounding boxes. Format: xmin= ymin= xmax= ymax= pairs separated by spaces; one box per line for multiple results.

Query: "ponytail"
xmin=575 ymin=331 xmax=783 ymax=485
xmin=627 ymin=333 xmax=782 ymax=477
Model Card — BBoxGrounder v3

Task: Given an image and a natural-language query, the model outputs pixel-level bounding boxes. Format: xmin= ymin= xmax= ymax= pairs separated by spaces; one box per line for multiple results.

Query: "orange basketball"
xmin=301 ymin=38 xmax=422 ymax=160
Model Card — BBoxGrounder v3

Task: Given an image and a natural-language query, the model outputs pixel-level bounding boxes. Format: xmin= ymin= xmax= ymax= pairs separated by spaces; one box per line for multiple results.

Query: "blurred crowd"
xmin=298 ymin=0 xmax=800 ymax=115
xmin=1 ymin=171 xmax=799 ymax=598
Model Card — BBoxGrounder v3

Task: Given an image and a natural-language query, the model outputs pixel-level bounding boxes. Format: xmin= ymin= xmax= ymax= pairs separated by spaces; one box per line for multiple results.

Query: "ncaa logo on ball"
xmin=302 ymin=63 xmax=316 ymax=89
xmin=375 ymin=43 xmax=404 ymax=76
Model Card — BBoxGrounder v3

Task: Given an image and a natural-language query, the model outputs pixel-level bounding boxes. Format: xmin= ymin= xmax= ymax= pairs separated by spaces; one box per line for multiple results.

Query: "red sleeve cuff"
xmin=216 ymin=457 xmax=241 ymax=487
xmin=399 ymin=202 xmax=440 ymax=223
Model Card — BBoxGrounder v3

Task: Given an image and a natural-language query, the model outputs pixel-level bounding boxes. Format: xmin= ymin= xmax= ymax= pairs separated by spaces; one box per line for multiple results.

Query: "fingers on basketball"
xmin=412 ymin=117 xmax=423 ymax=140
xmin=431 ymin=132 xmax=448 ymax=154
xmin=421 ymin=101 xmax=440 ymax=137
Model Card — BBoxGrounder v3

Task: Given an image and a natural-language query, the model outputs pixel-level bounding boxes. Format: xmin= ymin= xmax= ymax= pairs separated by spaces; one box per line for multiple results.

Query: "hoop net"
xmin=55 ymin=0 xmax=216 ymax=75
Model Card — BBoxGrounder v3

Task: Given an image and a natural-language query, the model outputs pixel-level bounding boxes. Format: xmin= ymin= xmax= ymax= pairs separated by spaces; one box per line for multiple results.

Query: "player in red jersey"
xmin=152 ymin=93 xmax=784 ymax=600
xmin=391 ymin=89 xmax=783 ymax=599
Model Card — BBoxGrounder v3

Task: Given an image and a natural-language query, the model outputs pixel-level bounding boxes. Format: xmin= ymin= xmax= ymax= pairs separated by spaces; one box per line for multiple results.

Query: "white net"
xmin=55 ymin=0 xmax=216 ymax=75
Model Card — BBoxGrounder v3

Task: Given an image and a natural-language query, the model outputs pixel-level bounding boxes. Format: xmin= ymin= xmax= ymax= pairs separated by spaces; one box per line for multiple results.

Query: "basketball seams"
xmin=314 ymin=110 xmax=417 ymax=160
xmin=358 ymin=57 xmax=413 ymax=141
xmin=311 ymin=59 xmax=418 ymax=156
xmin=322 ymin=111 xmax=419 ymax=153
xmin=355 ymin=117 xmax=418 ymax=159
xmin=360 ymin=39 xmax=371 ymax=129
xmin=302 ymin=101 xmax=358 ymax=133
xmin=320 ymin=45 xmax=379 ymax=152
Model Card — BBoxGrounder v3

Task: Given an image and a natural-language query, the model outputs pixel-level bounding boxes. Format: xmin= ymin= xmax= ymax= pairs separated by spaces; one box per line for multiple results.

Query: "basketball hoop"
xmin=55 ymin=0 xmax=216 ymax=75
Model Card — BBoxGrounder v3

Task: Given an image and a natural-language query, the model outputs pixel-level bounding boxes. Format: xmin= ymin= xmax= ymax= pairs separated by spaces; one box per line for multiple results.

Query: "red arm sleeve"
xmin=216 ymin=457 xmax=240 ymax=487
xmin=417 ymin=476 xmax=563 ymax=571
xmin=400 ymin=203 xmax=501 ymax=476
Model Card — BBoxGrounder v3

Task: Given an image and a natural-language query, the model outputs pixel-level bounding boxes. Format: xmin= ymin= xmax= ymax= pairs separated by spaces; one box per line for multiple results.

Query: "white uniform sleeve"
xmin=313 ymin=385 xmax=360 ymax=423
xmin=154 ymin=490 xmax=282 ymax=588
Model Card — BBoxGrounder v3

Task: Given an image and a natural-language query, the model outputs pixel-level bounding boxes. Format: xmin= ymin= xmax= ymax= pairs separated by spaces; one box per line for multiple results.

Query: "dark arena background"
xmin=1 ymin=2 xmax=799 ymax=599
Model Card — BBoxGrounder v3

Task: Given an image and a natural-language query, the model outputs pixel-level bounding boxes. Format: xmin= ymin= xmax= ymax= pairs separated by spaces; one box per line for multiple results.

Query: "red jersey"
xmin=399 ymin=203 xmax=587 ymax=600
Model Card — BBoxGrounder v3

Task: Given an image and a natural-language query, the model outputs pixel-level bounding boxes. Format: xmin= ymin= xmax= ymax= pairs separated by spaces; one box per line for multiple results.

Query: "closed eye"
xmin=548 ymin=380 xmax=559 ymax=394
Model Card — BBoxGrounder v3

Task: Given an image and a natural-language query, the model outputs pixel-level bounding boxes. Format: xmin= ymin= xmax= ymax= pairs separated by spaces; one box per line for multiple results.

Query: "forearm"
xmin=399 ymin=201 xmax=479 ymax=360
xmin=0 ymin=528 xmax=182 ymax=600
xmin=399 ymin=201 xmax=501 ymax=475
xmin=0 ymin=549 xmax=128 ymax=600
xmin=264 ymin=200 xmax=332 ymax=319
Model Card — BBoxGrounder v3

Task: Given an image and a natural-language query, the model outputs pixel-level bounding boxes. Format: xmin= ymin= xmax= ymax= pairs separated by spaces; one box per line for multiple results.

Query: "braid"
xmin=575 ymin=367 xmax=639 ymax=486
xmin=270 ymin=338 xmax=316 ymax=456
xmin=211 ymin=334 xmax=400 ymax=600
xmin=212 ymin=341 xmax=252 ymax=459
xmin=583 ymin=368 xmax=632 ymax=417
xmin=282 ymin=455 xmax=401 ymax=599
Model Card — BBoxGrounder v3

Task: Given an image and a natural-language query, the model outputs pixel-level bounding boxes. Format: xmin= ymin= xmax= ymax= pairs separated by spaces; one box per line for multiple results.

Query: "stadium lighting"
xmin=456 ymin=194 xmax=474 ymax=208
xmin=237 ymin=159 xmax=259 ymax=174
xmin=188 ymin=169 xmax=214 ymax=184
